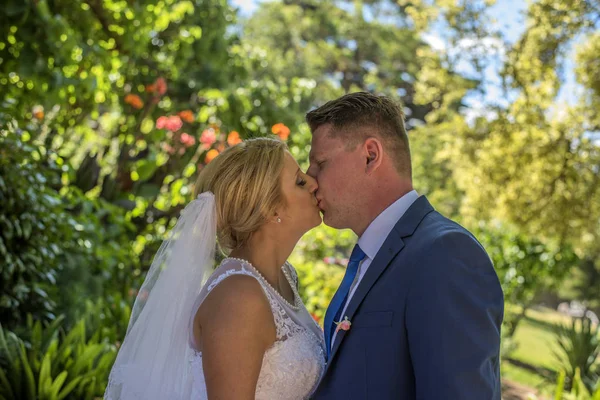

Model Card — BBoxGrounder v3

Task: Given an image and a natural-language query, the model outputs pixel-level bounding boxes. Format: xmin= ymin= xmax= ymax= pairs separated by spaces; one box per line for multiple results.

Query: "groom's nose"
xmin=307 ymin=163 xmax=317 ymax=179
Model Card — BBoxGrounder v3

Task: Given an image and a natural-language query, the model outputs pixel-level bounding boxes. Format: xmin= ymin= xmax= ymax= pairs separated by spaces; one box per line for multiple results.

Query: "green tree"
xmin=451 ymin=0 xmax=600 ymax=252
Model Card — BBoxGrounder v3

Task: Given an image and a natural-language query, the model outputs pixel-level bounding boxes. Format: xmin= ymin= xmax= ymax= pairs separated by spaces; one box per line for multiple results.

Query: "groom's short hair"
xmin=305 ymin=91 xmax=411 ymax=177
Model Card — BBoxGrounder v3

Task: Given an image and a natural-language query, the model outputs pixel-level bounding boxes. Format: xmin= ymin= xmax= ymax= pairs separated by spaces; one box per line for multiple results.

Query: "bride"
xmin=104 ymin=137 xmax=325 ymax=399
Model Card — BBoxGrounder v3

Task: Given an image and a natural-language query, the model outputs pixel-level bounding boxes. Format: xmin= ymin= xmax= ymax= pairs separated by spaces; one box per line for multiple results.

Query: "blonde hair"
xmin=193 ymin=137 xmax=288 ymax=252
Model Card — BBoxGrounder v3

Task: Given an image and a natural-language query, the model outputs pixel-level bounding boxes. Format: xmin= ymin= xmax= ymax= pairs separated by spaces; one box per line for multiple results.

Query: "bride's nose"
xmin=306 ymin=175 xmax=318 ymax=194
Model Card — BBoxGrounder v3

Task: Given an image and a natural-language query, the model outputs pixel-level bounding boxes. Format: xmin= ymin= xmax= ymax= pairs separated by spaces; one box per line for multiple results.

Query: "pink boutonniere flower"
xmin=335 ymin=316 xmax=352 ymax=333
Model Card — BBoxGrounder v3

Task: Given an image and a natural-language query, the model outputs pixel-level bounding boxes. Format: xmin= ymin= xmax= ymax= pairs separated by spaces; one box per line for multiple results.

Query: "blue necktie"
xmin=324 ymin=244 xmax=366 ymax=360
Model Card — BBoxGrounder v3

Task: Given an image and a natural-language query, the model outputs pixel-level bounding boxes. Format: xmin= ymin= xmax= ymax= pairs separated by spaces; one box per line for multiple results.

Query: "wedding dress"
xmin=189 ymin=258 xmax=326 ymax=400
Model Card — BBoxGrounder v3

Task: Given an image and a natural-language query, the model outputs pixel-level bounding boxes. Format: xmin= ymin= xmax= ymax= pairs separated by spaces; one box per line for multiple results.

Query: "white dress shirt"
xmin=331 ymin=190 xmax=419 ymax=346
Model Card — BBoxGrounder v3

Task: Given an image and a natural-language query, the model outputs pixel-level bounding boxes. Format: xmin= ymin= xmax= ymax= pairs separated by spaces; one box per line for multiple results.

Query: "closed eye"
xmin=297 ymin=177 xmax=307 ymax=187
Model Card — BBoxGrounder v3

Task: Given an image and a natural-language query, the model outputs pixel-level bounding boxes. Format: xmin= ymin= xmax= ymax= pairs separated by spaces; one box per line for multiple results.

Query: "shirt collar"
xmin=358 ymin=190 xmax=419 ymax=260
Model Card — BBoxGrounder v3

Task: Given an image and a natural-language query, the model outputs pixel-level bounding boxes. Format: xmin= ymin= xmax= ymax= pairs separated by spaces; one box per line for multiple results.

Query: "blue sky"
xmin=229 ymin=0 xmax=580 ymax=119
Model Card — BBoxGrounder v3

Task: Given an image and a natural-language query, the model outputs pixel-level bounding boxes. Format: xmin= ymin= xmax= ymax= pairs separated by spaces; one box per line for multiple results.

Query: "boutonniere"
xmin=335 ymin=316 xmax=351 ymax=333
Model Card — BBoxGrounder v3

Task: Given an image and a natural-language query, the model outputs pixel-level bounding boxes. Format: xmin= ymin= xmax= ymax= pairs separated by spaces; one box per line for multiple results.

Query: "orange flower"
xmin=32 ymin=105 xmax=44 ymax=120
xmin=178 ymin=110 xmax=195 ymax=123
xmin=205 ymin=149 xmax=220 ymax=163
xmin=227 ymin=131 xmax=242 ymax=146
xmin=124 ymin=94 xmax=144 ymax=109
xmin=271 ymin=123 xmax=291 ymax=140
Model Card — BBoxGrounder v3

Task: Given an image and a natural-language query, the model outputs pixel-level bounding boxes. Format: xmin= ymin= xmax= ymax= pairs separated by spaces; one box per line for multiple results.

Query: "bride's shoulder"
xmin=198 ymin=262 xmax=273 ymax=324
xmin=195 ymin=271 xmax=276 ymax=349
xmin=204 ymin=272 xmax=269 ymax=310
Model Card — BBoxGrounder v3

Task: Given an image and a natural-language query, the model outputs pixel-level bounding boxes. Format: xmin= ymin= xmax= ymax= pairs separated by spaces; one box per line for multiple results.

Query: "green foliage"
xmin=82 ymin=293 xmax=133 ymax=346
xmin=554 ymin=317 xmax=600 ymax=393
xmin=290 ymin=225 xmax=356 ymax=323
xmin=0 ymin=128 xmax=68 ymax=326
xmin=560 ymin=258 xmax=600 ymax=314
xmin=294 ymin=260 xmax=343 ymax=325
xmin=554 ymin=369 xmax=600 ymax=400
xmin=474 ymin=222 xmax=576 ymax=308
xmin=441 ymin=0 xmax=600 ymax=332
xmin=0 ymin=316 xmax=116 ymax=400
xmin=0 ymin=127 xmax=137 ymax=329
xmin=243 ymin=0 xmax=476 ymax=131
xmin=452 ymin=0 xmax=600 ymax=257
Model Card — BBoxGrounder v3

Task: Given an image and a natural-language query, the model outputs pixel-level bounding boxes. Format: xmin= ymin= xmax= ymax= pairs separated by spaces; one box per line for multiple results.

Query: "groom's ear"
xmin=364 ymin=138 xmax=383 ymax=174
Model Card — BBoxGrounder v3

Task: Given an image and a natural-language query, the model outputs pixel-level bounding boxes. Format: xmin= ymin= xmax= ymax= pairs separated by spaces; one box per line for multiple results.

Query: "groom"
xmin=306 ymin=92 xmax=504 ymax=399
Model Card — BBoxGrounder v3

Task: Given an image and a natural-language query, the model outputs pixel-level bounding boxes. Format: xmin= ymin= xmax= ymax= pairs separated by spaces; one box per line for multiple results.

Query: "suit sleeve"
xmin=405 ymin=230 xmax=504 ymax=400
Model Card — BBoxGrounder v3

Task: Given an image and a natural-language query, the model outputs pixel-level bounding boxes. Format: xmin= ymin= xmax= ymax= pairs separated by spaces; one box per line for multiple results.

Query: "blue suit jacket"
xmin=312 ymin=196 xmax=504 ymax=400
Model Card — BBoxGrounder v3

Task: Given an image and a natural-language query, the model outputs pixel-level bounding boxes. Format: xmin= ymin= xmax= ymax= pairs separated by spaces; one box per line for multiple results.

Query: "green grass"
xmin=502 ymin=361 xmax=547 ymax=387
xmin=502 ymin=306 xmax=568 ymax=397
xmin=511 ymin=315 xmax=561 ymax=371
xmin=502 ymin=305 xmax=600 ymax=398
xmin=502 ymin=361 xmax=554 ymax=395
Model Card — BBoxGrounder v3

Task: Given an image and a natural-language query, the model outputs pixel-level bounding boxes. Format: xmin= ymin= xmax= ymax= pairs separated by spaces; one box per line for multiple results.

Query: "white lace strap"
xmin=284 ymin=262 xmax=299 ymax=290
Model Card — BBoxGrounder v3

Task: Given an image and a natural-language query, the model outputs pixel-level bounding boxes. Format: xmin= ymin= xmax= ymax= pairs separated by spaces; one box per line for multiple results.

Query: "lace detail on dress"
xmin=286 ymin=262 xmax=299 ymax=289
xmin=189 ymin=258 xmax=325 ymax=400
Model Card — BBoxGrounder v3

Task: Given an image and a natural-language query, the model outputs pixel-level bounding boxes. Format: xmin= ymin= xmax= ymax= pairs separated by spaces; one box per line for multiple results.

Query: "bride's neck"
xmin=228 ymin=231 xmax=296 ymax=288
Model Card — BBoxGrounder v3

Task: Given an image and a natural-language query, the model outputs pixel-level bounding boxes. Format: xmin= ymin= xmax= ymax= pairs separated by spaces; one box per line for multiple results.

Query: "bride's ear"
xmin=272 ymin=212 xmax=282 ymax=224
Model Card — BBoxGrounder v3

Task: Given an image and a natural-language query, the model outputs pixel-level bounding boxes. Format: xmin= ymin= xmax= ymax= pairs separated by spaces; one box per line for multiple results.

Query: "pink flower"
xmin=165 ymin=115 xmax=183 ymax=132
xmin=155 ymin=77 xmax=167 ymax=96
xmin=146 ymin=77 xmax=168 ymax=96
xmin=180 ymin=132 xmax=196 ymax=147
xmin=335 ymin=316 xmax=351 ymax=333
xmin=200 ymin=129 xmax=217 ymax=149
xmin=157 ymin=116 xmax=183 ymax=132
xmin=156 ymin=116 xmax=169 ymax=129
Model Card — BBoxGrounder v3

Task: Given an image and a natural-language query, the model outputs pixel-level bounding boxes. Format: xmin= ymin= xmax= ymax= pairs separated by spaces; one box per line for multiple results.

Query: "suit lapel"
xmin=325 ymin=196 xmax=435 ymax=368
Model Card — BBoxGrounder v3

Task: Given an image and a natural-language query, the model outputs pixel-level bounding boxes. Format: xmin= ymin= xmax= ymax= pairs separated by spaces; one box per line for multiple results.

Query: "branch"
xmin=84 ymin=0 xmax=125 ymax=52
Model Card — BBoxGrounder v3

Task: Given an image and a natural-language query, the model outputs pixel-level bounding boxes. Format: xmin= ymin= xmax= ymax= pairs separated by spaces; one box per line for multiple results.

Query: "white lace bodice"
xmin=189 ymin=258 xmax=326 ymax=400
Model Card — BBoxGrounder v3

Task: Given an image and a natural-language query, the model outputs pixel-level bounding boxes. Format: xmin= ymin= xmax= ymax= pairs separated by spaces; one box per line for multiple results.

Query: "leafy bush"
xmin=0 ymin=316 xmax=116 ymax=400
xmin=554 ymin=368 xmax=600 ymax=400
xmin=0 ymin=127 xmax=80 ymax=327
xmin=0 ymin=126 xmax=138 ymax=330
xmin=554 ymin=317 xmax=600 ymax=392
xmin=291 ymin=225 xmax=356 ymax=324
